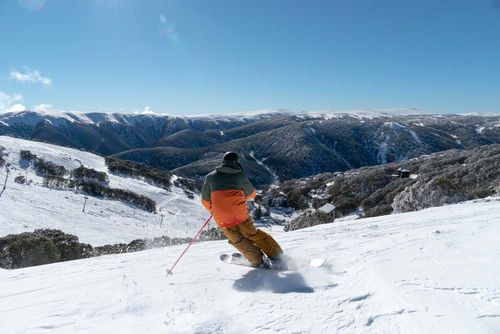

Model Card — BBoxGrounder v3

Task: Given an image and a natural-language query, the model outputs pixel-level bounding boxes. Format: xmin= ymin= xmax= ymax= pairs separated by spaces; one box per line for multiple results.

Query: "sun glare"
xmin=17 ymin=0 xmax=45 ymax=12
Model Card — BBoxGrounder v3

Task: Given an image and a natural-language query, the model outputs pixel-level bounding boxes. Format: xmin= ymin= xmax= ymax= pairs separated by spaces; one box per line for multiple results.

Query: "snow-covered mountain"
xmin=0 ymin=108 xmax=425 ymax=128
xmin=0 ymin=136 xmax=208 ymax=246
xmin=0 ymin=197 xmax=499 ymax=333
xmin=2 ymin=109 xmax=499 ymax=186
xmin=1 ymin=121 xmax=499 ymax=333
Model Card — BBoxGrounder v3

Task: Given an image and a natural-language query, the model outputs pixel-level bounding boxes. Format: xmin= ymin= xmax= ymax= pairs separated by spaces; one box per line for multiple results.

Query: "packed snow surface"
xmin=0 ymin=136 xmax=208 ymax=245
xmin=1 ymin=198 xmax=499 ymax=333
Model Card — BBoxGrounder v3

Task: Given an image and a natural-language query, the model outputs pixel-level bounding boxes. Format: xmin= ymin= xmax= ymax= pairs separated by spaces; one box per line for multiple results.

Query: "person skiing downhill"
xmin=201 ymin=152 xmax=283 ymax=267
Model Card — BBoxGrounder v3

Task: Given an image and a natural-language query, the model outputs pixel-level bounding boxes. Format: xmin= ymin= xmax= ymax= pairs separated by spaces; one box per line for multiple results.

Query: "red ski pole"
xmin=166 ymin=215 xmax=213 ymax=276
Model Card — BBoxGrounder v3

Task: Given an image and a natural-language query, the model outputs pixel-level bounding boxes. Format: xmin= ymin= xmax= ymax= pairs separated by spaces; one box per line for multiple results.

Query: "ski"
xmin=219 ymin=252 xmax=265 ymax=268
xmin=220 ymin=252 xmax=326 ymax=270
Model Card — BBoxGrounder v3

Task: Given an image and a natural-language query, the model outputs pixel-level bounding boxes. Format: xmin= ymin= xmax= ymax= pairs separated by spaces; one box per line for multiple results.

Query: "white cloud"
xmin=7 ymin=104 xmax=27 ymax=113
xmin=0 ymin=91 xmax=25 ymax=113
xmin=32 ymin=104 xmax=55 ymax=112
xmin=141 ymin=106 xmax=155 ymax=114
xmin=10 ymin=68 xmax=52 ymax=87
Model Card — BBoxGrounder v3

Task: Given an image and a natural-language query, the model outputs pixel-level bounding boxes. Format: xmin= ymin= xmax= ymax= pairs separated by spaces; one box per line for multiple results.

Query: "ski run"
xmin=1 ymin=197 xmax=500 ymax=333
xmin=0 ymin=135 xmax=208 ymax=245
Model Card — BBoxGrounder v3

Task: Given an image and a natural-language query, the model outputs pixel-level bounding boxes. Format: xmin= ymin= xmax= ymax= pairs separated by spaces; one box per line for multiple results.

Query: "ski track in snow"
xmin=1 ymin=197 xmax=500 ymax=333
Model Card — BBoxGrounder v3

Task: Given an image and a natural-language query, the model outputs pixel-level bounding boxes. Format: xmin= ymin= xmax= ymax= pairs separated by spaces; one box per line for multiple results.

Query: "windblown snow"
xmin=1 ymin=197 xmax=499 ymax=333
xmin=0 ymin=136 xmax=208 ymax=245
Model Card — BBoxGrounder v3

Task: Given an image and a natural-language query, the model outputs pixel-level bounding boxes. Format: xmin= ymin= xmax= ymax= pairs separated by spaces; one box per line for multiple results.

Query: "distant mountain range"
xmin=1 ymin=109 xmax=499 ymax=186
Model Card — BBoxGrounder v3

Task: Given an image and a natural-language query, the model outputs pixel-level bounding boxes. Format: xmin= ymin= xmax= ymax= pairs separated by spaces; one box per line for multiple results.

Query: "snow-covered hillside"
xmin=2 ymin=109 xmax=499 ymax=186
xmin=0 ymin=108 xmax=426 ymax=127
xmin=0 ymin=136 xmax=208 ymax=245
xmin=1 ymin=198 xmax=499 ymax=333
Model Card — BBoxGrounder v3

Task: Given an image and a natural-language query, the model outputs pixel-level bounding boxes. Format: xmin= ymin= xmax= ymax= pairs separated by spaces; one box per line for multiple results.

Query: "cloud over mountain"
xmin=10 ymin=68 xmax=52 ymax=87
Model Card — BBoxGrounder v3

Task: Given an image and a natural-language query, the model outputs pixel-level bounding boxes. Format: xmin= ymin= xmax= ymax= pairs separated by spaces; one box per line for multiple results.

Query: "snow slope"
xmin=1 ymin=198 xmax=499 ymax=333
xmin=0 ymin=136 xmax=208 ymax=245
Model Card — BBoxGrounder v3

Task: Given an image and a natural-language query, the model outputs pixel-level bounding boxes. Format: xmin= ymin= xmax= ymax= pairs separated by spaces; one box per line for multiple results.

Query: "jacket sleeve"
xmin=200 ymin=177 xmax=212 ymax=212
xmin=241 ymin=173 xmax=256 ymax=200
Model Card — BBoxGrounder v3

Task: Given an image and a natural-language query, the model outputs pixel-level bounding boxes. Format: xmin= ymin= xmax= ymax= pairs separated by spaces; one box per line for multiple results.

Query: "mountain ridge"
xmin=1 ymin=109 xmax=499 ymax=186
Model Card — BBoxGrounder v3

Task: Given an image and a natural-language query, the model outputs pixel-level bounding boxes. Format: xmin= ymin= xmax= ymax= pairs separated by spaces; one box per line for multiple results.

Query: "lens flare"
xmin=18 ymin=0 xmax=45 ymax=12
xmin=159 ymin=15 xmax=181 ymax=48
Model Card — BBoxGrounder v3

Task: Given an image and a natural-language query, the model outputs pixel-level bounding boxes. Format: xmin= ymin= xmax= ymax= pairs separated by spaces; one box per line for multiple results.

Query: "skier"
xmin=201 ymin=152 xmax=283 ymax=268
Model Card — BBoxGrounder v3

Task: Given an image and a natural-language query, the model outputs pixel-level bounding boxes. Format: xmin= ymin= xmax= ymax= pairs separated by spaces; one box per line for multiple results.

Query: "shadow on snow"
xmin=232 ymin=269 xmax=314 ymax=294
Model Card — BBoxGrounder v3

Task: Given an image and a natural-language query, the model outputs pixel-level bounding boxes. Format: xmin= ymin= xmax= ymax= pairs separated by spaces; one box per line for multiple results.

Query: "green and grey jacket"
xmin=201 ymin=161 xmax=256 ymax=228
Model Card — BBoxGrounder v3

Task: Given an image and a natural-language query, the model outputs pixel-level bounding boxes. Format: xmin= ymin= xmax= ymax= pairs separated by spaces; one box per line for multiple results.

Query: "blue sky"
xmin=0 ymin=0 xmax=499 ymax=115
